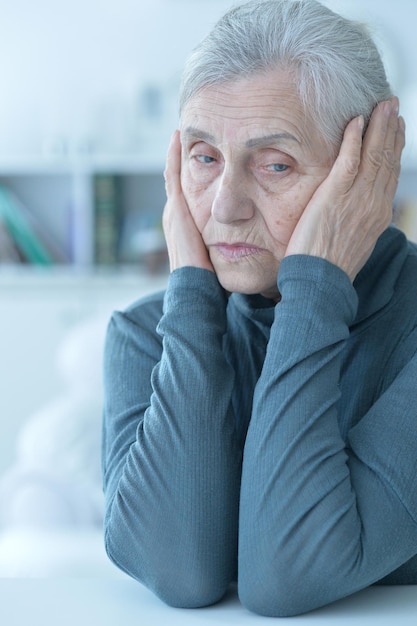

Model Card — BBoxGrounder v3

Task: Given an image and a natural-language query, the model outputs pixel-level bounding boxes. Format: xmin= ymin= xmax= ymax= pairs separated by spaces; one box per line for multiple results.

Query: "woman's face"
xmin=180 ymin=69 xmax=334 ymax=300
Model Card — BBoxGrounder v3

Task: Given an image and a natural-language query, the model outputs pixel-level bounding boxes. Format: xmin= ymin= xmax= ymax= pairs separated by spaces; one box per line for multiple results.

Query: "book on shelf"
xmin=0 ymin=217 xmax=23 ymax=263
xmin=93 ymin=174 xmax=121 ymax=265
xmin=0 ymin=184 xmax=57 ymax=265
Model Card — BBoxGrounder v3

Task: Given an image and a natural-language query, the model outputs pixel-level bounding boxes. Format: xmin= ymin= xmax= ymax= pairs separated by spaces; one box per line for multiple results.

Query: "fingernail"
xmin=391 ymin=97 xmax=399 ymax=116
xmin=383 ymin=100 xmax=393 ymax=117
xmin=357 ymin=115 xmax=364 ymax=131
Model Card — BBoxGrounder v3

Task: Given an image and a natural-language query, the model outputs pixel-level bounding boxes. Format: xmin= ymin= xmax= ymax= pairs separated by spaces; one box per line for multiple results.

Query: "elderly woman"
xmin=102 ymin=0 xmax=416 ymax=617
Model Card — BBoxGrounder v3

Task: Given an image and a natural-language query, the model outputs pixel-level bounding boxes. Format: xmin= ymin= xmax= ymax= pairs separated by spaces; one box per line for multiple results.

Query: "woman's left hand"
xmin=285 ymin=98 xmax=405 ymax=281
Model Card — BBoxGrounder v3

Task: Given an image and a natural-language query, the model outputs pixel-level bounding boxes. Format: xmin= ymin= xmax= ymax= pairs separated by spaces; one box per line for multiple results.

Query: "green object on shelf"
xmin=0 ymin=185 xmax=53 ymax=265
xmin=93 ymin=174 xmax=121 ymax=265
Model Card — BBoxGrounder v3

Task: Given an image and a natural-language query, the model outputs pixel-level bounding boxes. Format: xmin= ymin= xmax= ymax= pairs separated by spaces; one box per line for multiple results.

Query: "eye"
xmin=195 ymin=154 xmax=216 ymax=164
xmin=267 ymin=163 xmax=289 ymax=172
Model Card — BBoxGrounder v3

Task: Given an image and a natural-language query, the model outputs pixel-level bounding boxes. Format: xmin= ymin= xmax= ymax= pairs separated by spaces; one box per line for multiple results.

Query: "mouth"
xmin=211 ymin=242 xmax=267 ymax=260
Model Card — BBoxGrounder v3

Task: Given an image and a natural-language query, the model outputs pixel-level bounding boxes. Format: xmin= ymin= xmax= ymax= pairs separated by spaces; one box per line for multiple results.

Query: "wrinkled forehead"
xmin=180 ymin=71 xmax=328 ymax=157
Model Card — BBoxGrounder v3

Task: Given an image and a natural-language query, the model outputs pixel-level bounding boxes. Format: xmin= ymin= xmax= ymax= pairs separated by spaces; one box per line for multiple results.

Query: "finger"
xmin=394 ymin=115 xmax=407 ymax=159
xmin=384 ymin=115 xmax=406 ymax=200
xmin=360 ymin=100 xmax=391 ymax=172
xmin=374 ymin=97 xmax=400 ymax=183
xmin=164 ymin=130 xmax=182 ymax=196
xmin=338 ymin=115 xmax=364 ymax=177
xmin=319 ymin=115 xmax=363 ymax=196
xmin=360 ymin=98 xmax=397 ymax=181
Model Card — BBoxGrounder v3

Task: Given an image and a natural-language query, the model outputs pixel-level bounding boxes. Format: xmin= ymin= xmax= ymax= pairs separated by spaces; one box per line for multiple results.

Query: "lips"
xmin=212 ymin=243 xmax=266 ymax=259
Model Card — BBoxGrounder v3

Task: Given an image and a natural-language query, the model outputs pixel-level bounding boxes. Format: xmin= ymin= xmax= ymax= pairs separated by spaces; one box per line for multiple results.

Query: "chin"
xmin=216 ymin=270 xmax=278 ymax=300
xmin=210 ymin=250 xmax=280 ymax=297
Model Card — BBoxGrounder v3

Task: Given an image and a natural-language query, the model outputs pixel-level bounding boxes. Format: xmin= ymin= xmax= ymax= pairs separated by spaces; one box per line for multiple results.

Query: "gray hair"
xmin=179 ymin=0 xmax=392 ymax=153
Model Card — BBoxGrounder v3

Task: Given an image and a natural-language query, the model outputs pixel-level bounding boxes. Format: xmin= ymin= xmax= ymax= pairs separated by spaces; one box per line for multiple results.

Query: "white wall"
xmin=0 ymin=0 xmax=236 ymax=159
xmin=0 ymin=0 xmax=416 ymax=163
xmin=0 ymin=0 xmax=416 ymax=474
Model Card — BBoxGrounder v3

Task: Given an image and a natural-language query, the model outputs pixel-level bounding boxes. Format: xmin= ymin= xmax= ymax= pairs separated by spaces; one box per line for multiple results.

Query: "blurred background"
xmin=0 ymin=0 xmax=416 ymax=576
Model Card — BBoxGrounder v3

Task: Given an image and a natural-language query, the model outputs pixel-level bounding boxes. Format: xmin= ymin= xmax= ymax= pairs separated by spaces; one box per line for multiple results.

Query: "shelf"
xmin=1 ymin=156 xmax=416 ymax=272
xmin=0 ymin=160 xmax=167 ymax=269
xmin=0 ymin=264 xmax=168 ymax=287
xmin=0 ymin=154 xmax=165 ymax=176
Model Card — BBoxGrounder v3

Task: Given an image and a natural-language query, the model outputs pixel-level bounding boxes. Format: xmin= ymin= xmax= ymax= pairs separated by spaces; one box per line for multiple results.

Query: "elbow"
xmin=104 ymin=523 xmax=230 ymax=610
xmin=238 ymin=572 xmax=312 ymax=617
xmin=153 ymin=572 xmax=230 ymax=610
xmin=239 ymin=572 xmax=331 ymax=618
xmin=148 ymin=561 xmax=231 ymax=610
xmin=238 ymin=550 xmax=344 ymax=617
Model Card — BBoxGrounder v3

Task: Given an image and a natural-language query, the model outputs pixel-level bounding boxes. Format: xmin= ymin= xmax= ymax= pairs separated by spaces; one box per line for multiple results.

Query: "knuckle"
xmin=393 ymin=163 xmax=401 ymax=181
xmin=163 ymin=166 xmax=170 ymax=187
xmin=383 ymin=147 xmax=396 ymax=168
xmin=383 ymin=147 xmax=401 ymax=183
xmin=366 ymin=148 xmax=383 ymax=169
xmin=342 ymin=154 xmax=360 ymax=177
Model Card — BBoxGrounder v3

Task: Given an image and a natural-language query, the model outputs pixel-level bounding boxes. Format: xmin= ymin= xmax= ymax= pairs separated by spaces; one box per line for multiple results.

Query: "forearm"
xmin=238 ymin=255 xmax=417 ymax=616
xmin=103 ymin=268 xmax=240 ymax=607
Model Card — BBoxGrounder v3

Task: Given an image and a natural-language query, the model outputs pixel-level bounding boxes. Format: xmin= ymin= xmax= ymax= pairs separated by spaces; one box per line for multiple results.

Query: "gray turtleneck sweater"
xmin=102 ymin=226 xmax=417 ymax=617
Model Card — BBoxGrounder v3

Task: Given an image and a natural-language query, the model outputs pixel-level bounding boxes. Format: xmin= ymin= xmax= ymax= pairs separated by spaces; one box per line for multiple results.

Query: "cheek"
xmin=181 ymin=170 xmax=214 ymax=230
xmin=269 ymin=181 xmax=320 ymax=237
xmin=262 ymin=189 xmax=306 ymax=243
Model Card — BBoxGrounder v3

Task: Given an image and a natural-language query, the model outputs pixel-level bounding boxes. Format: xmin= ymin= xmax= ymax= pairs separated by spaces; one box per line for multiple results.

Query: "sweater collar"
xmin=352 ymin=226 xmax=409 ymax=324
xmin=230 ymin=226 xmax=411 ymax=326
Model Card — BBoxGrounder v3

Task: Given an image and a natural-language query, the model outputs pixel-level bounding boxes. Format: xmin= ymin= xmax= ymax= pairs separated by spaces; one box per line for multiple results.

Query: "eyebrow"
xmin=246 ymin=132 xmax=300 ymax=148
xmin=183 ymin=127 xmax=216 ymax=143
xmin=183 ymin=127 xmax=300 ymax=148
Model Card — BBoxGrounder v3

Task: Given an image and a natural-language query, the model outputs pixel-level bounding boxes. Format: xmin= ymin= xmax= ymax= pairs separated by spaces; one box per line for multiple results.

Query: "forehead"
xmin=180 ymin=69 xmax=322 ymax=151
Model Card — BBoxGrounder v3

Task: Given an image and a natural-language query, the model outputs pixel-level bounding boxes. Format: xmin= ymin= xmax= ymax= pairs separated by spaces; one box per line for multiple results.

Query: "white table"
xmin=0 ymin=579 xmax=416 ymax=625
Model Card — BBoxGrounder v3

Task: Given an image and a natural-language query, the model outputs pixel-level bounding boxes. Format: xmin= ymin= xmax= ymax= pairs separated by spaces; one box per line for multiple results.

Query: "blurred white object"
xmin=0 ymin=314 xmax=116 ymax=575
xmin=0 ymin=315 xmax=108 ymax=529
xmin=0 ymin=528 xmax=126 ymax=578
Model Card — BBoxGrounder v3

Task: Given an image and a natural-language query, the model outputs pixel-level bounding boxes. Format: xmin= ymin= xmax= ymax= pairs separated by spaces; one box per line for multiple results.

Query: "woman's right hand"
xmin=163 ymin=130 xmax=214 ymax=273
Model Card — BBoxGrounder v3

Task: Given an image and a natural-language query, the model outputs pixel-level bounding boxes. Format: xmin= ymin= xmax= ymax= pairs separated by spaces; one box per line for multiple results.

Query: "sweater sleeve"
xmin=102 ymin=267 xmax=240 ymax=608
xmin=238 ymin=255 xmax=417 ymax=617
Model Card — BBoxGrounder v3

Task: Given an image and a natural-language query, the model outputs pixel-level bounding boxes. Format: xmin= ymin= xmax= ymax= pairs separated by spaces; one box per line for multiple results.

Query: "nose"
xmin=211 ymin=167 xmax=255 ymax=224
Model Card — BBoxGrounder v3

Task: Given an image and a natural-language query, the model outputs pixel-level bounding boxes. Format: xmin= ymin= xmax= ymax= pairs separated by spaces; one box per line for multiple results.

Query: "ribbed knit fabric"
xmin=102 ymin=226 xmax=417 ymax=617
